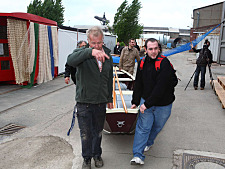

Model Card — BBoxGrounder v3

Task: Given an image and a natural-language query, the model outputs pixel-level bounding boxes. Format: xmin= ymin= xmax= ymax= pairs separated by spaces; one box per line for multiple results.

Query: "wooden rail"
xmin=113 ymin=76 xmax=116 ymax=108
xmin=212 ymin=77 xmax=225 ymax=109
xmin=114 ymin=69 xmax=128 ymax=113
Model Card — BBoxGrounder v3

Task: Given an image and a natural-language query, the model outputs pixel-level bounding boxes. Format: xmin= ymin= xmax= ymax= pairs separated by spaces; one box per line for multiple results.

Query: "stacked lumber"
xmin=212 ymin=76 xmax=225 ymax=109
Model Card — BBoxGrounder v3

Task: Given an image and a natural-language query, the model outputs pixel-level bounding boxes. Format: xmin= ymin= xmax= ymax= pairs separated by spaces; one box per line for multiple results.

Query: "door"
xmin=0 ymin=16 xmax=15 ymax=82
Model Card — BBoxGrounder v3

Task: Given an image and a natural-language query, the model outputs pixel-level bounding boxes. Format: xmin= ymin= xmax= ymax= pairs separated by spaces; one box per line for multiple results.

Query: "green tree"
xmin=27 ymin=0 xmax=42 ymax=16
xmin=112 ymin=0 xmax=143 ymax=44
xmin=27 ymin=0 xmax=64 ymax=25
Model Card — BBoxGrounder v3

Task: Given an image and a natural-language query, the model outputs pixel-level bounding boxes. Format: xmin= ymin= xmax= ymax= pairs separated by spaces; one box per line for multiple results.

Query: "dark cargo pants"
xmin=76 ymin=102 xmax=106 ymax=159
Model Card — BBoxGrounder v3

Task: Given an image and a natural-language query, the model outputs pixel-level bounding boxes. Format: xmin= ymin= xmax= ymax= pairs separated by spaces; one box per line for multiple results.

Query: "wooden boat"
xmin=104 ymin=67 xmax=139 ymax=134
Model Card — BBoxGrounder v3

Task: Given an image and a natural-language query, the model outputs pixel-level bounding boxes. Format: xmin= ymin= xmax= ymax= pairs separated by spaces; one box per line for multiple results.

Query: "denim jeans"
xmin=193 ymin=65 xmax=206 ymax=88
xmin=132 ymin=98 xmax=172 ymax=161
xmin=76 ymin=102 xmax=106 ymax=159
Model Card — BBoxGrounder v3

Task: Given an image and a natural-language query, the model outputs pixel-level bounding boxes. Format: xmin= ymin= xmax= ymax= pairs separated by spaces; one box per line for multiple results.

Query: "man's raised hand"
xmin=92 ymin=49 xmax=109 ymax=62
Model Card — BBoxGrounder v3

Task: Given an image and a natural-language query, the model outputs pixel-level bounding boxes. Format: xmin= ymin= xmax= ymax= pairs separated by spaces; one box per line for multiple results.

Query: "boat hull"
xmin=104 ymin=111 xmax=138 ymax=134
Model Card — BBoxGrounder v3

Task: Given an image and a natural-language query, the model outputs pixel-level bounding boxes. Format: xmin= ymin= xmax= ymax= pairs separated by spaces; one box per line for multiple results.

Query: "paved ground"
xmin=0 ymin=51 xmax=225 ymax=169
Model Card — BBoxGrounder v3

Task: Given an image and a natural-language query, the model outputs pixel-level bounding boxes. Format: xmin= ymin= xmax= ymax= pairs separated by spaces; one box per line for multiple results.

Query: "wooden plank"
xmin=113 ymin=71 xmax=124 ymax=75
xmin=113 ymin=66 xmax=135 ymax=80
xmin=213 ymin=80 xmax=223 ymax=95
xmin=213 ymin=80 xmax=223 ymax=100
xmin=115 ymin=69 xmax=128 ymax=113
xmin=120 ymin=69 xmax=135 ymax=80
xmin=213 ymin=80 xmax=225 ymax=108
xmin=113 ymin=67 xmax=119 ymax=71
xmin=115 ymin=91 xmax=133 ymax=95
xmin=111 ymin=54 xmax=120 ymax=57
xmin=106 ymin=108 xmax=139 ymax=114
xmin=116 ymin=78 xmax=133 ymax=82
xmin=217 ymin=76 xmax=225 ymax=90
xmin=217 ymin=92 xmax=225 ymax=109
xmin=113 ymin=76 xmax=116 ymax=108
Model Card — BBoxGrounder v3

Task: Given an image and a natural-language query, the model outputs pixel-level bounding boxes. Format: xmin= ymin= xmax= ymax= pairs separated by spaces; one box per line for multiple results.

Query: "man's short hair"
xmin=87 ymin=26 xmax=104 ymax=40
xmin=129 ymin=38 xmax=135 ymax=43
xmin=144 ymin=38 xmax=160 ymax=49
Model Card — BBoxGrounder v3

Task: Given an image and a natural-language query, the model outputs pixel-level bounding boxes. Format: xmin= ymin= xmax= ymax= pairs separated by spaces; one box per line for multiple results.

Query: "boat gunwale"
xmin=106 ymin=108 xmax=139 ymax=114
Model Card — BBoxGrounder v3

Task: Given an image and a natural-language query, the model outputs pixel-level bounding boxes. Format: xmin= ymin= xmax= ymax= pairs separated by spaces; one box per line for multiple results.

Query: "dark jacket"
xmin=64 ymin=63 xmax=76 ymax=84
xmin=114 ymin=45 xmax=121 ymax=54
xmin=134 ymin=44 xmax=140 ymax=51
xmin=132 ymin=54 xmax=175 ymax=108
xmin=193 ymin=46 xmax=213 ymax=66
xmin=67 ymin=45 xmax=113 ymax=104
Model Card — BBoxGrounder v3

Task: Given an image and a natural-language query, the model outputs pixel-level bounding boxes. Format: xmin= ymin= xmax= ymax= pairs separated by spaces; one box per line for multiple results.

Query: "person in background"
xmin=130 ymin=38 xmax=175 ymax=165
xmin=66 ymin=26 xmax=113 ymax=169
xmin=119 ymin=38 xmax=140 ymax=90
xmin=114 ymin=41 xmax=121 ymax=55
xmin=191 ymin=39 xmax=213 ymax=90
xmin=119 ymin=39 xmax=140 ymax=74
xmin=134 ymin=41 xmax=140 ymax=52
xmin=139 ymin=46 xmax=146 ymax=57
xmin=64 ymin=40 xmax=87 ymax=84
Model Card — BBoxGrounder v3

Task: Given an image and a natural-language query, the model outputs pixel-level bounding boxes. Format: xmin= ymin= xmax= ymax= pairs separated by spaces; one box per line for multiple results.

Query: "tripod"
xmin=207 ymin=60 xmax=214 ymax=80
xmin=184 ymin=63 xmax=214 ymax=90
xmin=184 ymin=68 xmax=196 ymax=90
xmin=207 ymin=61 xmax=214 ymax=88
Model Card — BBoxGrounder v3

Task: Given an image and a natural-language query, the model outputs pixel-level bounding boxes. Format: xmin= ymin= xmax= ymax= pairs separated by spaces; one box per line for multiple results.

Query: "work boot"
xmin=93 ymin=156 xmax=104 ymax=168
xmin=200 ymin=87 xmax=204 ymax=90
xmin=82 ymin=158 xmax=91 ymax=169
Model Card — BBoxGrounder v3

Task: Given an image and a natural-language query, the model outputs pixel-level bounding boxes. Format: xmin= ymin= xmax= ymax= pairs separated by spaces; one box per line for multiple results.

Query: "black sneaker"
xmin=93 ymin=156 xmax=104 ymax=168
xmin=82 ymin=158 xmax=91 ymax=169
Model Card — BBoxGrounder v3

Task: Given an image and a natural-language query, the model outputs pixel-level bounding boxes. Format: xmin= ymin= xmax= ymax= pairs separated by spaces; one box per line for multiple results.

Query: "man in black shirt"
xmin=130 ymin=38 xmax=175 ymax=165
xmin=191 ymin=39 xmax=213 ymax=90
xmin=113 ymin=42 xmax=121 ymax=55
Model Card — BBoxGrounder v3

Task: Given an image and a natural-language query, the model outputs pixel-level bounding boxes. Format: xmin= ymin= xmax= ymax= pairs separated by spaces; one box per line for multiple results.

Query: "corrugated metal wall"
xmin=196 ymin=35 xmax=219 ymax=61
xmin=217 ymin=2 xmax=225 ymax=64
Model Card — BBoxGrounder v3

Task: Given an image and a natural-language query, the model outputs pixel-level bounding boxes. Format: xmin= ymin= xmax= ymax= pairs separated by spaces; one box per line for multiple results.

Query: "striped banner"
xmin=22 ymin=22 xmax=39 ymax=88
xmin=48 ymin=26 xmax=55 ymax=78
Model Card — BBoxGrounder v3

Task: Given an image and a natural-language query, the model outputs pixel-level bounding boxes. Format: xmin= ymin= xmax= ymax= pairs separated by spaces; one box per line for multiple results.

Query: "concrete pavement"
xmin=0 ymin=51 xmax=225 ymax=169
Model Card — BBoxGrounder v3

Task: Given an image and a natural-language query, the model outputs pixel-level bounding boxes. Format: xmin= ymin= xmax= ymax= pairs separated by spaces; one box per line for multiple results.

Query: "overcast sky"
xmin=1 ymin=0 xmax=224 ymax=29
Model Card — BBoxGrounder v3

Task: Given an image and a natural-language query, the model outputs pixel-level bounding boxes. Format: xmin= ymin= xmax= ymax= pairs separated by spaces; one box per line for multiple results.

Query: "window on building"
xmin=1 ymin=60 xmax=10 ymax=70
xmin=0 ymin=25 xmax=7 ymax=39
xmin=0 ymin=43 xmax=9 ymax=57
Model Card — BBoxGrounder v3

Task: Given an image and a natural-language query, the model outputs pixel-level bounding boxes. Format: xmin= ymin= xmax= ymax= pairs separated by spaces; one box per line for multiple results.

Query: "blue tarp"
xmin=163 ymin=23 xmax=221 ymax=57
xmin=112 ymin=56 xmax=120 ymax=64
xmin=167 ymin=43 xmax=172 ymax=49
xmin=112 ymin=56 xmax=144 ymax=64
xmin=112 ymin=23 xmax=221 ymax=64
